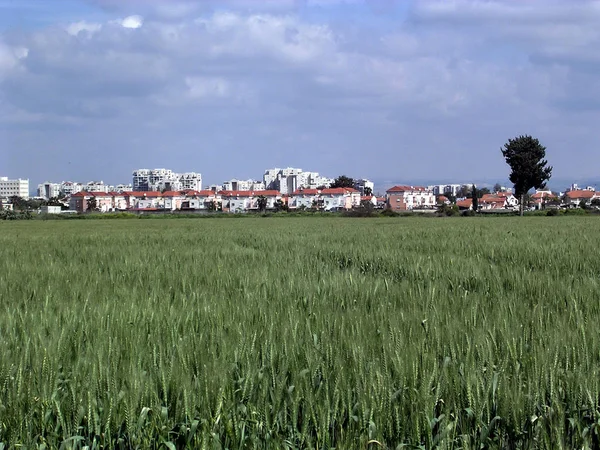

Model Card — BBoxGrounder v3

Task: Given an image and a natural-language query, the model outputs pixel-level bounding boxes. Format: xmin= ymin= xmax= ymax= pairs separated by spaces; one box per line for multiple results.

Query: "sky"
xmin=1 ymin=0 xmax=599 ymax=190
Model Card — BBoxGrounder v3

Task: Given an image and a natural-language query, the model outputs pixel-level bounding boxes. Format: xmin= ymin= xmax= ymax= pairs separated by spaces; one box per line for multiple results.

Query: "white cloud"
xmin=67 ymin=21 xmax=103 ymax=36
xmin=120 ymin=15 xmax=144 ymax=29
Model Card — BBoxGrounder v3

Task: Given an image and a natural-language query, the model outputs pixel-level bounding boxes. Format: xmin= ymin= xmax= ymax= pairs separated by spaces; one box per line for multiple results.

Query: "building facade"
xmin=386 ymin=185 xmax=436 ymax=211
xmin=0 ymin=177 xmax=29 ymax=199
xmin=37 ymin=182 xmax=61 ymax=199
xmin=263 ymin=168 xmax=333 ymax=194
xmin=133 ymin=168 xmax=202 ymax=192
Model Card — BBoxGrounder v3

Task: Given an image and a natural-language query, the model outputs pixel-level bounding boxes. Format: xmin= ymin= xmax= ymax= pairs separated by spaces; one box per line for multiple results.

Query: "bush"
xmin=546 ymin=209 xmax=560 ymax=216
xmin=437 ymin=204 xmax=459 ymax=217
xmin=380 ymin=208 xmax=399 ymax=217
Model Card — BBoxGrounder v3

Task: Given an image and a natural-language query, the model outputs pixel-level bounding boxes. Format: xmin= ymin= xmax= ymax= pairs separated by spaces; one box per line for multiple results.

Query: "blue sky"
xmin=1 ymin=0 xmax=599 ymax=190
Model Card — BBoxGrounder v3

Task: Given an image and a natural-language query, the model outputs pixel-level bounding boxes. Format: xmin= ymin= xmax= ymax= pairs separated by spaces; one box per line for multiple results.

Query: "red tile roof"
xmin=321 ymin=187 xmax=358 ymax=195
xmin=122 ymin=191 xmax=163 ymax=197
xmin=386 ymin=185 xmax=427 ymax=193
xmin=531 ymin=191 xmax=556 ymax=200
xmin=566 ymin=190 xmax=596 ymax=199
xmin=456 ymin=199 xmax=472 ymax=208
xmin=161 ymin=191 xmax=185 ymax=197
xmin=480 ymin=194 xmax=506 ymax=203
xmin=292 ymin=188 xmax=320 ymax=195
xmin=219 ymin=190 xmax=280 ymax=197
xmin=183 ymin=190 xmax=215 ymax=196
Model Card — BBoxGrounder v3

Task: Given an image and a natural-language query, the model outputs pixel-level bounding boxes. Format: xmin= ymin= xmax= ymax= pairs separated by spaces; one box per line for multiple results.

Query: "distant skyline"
xmin=2 ymin=0 xmax=600 ymax=188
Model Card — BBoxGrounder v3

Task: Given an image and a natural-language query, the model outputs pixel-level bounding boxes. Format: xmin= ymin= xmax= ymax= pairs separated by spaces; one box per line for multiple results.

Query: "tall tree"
xmin=87 ymin=197 xmax=98 ymax=212
xmin=493 ymin=183 xmax=502 ymax=193
xmin=501 ymin=135 xmax=552 ymax=216
xmin=472 ymin=185 xmax=479 ymax=212
xmin=330 ymin=175 xmax=355 ymax=189
xmin=256 ymin=195 xmax=268 ymax=212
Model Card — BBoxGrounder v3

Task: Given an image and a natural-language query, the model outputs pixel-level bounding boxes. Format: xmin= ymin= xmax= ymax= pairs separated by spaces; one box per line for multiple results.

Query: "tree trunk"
xmin=520 ymin=193 xmax=524 ymax=216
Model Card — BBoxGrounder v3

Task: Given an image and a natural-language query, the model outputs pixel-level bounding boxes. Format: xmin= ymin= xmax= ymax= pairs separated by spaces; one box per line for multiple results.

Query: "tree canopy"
xmin=501 ymin=135 xmax=552 ymax=215
xmin=330 ymin=175 xmax=355 ymax=189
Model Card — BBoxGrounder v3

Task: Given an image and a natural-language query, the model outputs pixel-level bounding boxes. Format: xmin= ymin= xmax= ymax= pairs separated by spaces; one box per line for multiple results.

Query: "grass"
xmin=1 ymin=216 xmax=600 ymax=449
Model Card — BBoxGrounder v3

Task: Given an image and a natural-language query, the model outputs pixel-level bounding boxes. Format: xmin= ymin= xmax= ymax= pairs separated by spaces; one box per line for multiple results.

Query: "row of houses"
xmin=453 ymin=190 xmax=600 ymax=211
xmin=69 ymin=187 xmax=370 ymax=213
xmin=67 ymin=183 xmax=600 ymax=214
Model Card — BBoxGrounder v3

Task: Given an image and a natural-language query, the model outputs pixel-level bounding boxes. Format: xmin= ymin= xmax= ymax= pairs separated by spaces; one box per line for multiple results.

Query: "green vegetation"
xmin=1 ymin=217 xmax=600 ymax=448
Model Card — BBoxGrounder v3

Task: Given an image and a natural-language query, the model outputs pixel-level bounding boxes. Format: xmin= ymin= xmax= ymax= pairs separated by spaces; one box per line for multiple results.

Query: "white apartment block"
xmin=222 ymin=179 xmax=265 ymax=191
xmin=0 ymin=177 xmax=29 ymax=199
xmin=37 ymin=182 xmax=61 ymax=199
xmin=354 ymin=179 xmax=374 ymax=195
xmin=114 ymin=184 xmax=133 ymax=193
xmin=133 ymin=168 xmax=202 ymax=192
xmin=85 ymin=181 xmax=112 ymax=193
xmin=60 ymin=181 xmax=83 ymax=196
xmin=428 ymin=184 xmax=464 ymax=197
xmin=263 ymin=168 xmax=333 ymax=194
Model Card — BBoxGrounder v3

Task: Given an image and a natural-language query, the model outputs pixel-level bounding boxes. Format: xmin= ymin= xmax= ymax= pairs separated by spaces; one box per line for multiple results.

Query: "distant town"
xmin=0 ymin=167 xmax=599 ymax=215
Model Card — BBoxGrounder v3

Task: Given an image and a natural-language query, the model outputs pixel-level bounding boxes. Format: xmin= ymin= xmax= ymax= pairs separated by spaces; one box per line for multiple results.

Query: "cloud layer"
xmin=1 ymin=0 xmax=600 ymax=188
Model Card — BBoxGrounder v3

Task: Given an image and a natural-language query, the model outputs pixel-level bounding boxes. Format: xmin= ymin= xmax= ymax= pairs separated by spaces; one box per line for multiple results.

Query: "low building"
xmin=386 ymin=185 xmax=435 ymax=211
xmin=40 ymin=205 xmax=62 ymax=214
xmin=289 ymin=187 xmax=360 ymax=210
xmin=179 ymin=190 xmax=220 ymax=210
xmin=220 ymin=190 xmax=281 ymax=213
xmin=478 ymin=193 xmax=519 ymax=210
xmin=531 ymin=190 xmax=558 ymax=209
xmin=564 ymin=190 xmax=599 ymax=207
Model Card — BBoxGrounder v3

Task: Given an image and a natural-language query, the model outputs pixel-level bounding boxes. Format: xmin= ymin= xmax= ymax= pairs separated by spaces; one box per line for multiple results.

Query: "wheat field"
xmin=1 ymin=217 xmax=600 ymax=449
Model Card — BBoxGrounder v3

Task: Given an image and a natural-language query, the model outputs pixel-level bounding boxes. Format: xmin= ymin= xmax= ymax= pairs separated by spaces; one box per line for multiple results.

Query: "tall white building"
xmin=223 ymin=179 xmax=265 ymax=191
xmin=133 ymin=169 xmax=151 ymax=191
xmin=60 ymin=181 xmax=83 ymax=196
xmin=263 ymin=168 xmax=333 ymax=194
xmin=0 ymin=177 xmax=29 ymax=199
xmin=37 ymin=182 xmax=61 ymax=199
xmin=428 ymin=184 xmax=464 ymax=197
xmin=85 ymin=181 xmax=112 ymax=193
xmin=354 ymin=179 xmax=374 ymax=195
xmin=132 ymin=168 xmax=202 ymax=192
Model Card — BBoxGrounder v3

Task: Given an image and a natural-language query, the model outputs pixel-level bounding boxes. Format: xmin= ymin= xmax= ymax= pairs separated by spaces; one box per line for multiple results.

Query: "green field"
xmin=1 ymin=217 xmax=600 ymax=449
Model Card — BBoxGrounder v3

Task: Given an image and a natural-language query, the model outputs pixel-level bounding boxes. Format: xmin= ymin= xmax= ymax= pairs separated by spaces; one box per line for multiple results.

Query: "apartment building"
xmin=386 ymin=185 xmax=436 ymax=211
xmin=222 ymin=179 xmax=265 ymax=191
xmin=132 ymin=168 xmax=202 ymax=192
xmin=263 ymin=168 xmax=333 ymax=194
xmin=354 ymin=179 xmax=374 ymax=195
xmin=60 ymin=181 xmax=83 ymax=196
xmin=0 ymin=177 xmax=29 ymax=199
xmin=428 ymin=184 xmax=464 ymax=197
xmin=37 ymin=182 xmax=61 ymax=199
xmin=289 ymin=187 xmax=361 ymax=210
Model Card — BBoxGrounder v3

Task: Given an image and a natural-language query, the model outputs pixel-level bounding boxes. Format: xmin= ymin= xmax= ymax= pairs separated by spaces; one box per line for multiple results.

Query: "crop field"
xmin=1 ymin=217 xmax=600 ymax=449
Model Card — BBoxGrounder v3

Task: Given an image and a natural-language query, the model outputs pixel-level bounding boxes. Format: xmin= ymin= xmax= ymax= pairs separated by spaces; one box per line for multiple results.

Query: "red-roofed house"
xmin=386 ymin=185 xmax=435 ymax=211
xmin=564 ymin=190 xmax=599 ymax=207
xmin=456 ymin=198 xmax=473 ymax=210
xmin=122 ymin=191 xmax=164 ymax=210
xmin=320 ymin=187 xmax=360 ymax=210
xmin=289 ymin=188 xmax=320 ymax=209
xmin=219 ymin=190 xmax=281 ymax=212
xmin=531 ymin=190 xmax=558 ymax=209
xmin=180 ymin=190 xmax=220 ymax=210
